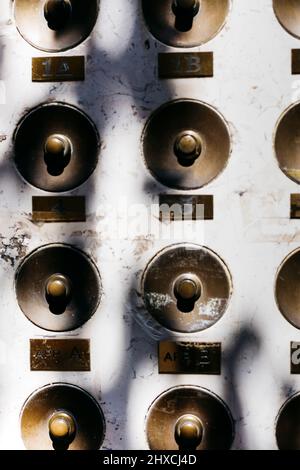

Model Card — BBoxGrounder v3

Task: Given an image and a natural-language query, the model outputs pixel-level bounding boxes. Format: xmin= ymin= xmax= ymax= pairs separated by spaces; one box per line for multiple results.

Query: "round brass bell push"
xmin=14 ymin=103 xmax=99 ymax=192
xmin=142 ymin=0 xmax=229 ymax=48
xmin=276 ymin=392 xmax=300 ymax=449
xmin=274 ymin=102 xmax=300 ymax=185
xmin=275 ymin=248 xmax=300 ymax=329
xmin=21 ymin=383 xmax=105 ymax=450
xmin=273 ymin=0 xmax=300 ymax=39
xmin=146 ymin=386 xmax=234 ymax=450
xmin=15 ymin=244 xmax=102 ymax=332
xmin=142 ymin=100 xmax=231 ymax=190
xmin=142 ymin=244 xmax=232 ymax=333
xmin=14 ymin=0 xmax=99 ymax=52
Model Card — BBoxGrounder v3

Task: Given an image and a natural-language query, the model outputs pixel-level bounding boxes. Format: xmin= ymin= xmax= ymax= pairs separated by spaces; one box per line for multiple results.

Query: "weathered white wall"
xmin=0 ymin=0 xmax=297 ymax=450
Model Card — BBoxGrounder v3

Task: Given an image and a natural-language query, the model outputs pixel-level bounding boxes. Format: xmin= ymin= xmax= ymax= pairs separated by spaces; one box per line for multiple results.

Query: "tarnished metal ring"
xmin=20 ymin=383 xmax=105 ymax=450
xmin=146 ymin=385 xmax=234 ymax=450
xmin=15 ymin=243 xmax=102 ymax=332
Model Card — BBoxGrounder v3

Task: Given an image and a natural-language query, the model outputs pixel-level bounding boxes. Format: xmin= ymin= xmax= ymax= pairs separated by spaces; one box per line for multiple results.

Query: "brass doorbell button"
xmin=174 ymin=414 xmax=203 ymax=450
xmin=49 ymin=411 xmax=76 ymax=444
xmin=174 ymin=130 xmax=202 ymax=166
xmin=173 ymin=0 xmax=199 ymax=11
xmin=142 ymin=243 xmax=232 ymax=333
xmin=173 ymin=273 xmax=202 ymax=313
xmin=275 ymin=248 xmax=300 ymax=329
xmin=44 ymin=134 xmax=71 ymax=159
xmin=46 ymin=274 xmax=72 ymax=301
xmin=14 ymin=0 xmax=99 ymax=52
xmin=143 ymin=100 xmax=230 ymax=190
xmin=44 ymin=0 xmax=72 ymax=31
xmin=172 ymin=0 xmax=200 ymax=33
xmin=45 ymin=273 xmax=72 ymax=314
xmin=275 ymin=102 xmax=300 ymax=184
xmin=21 ymin=383 xmax=105 ymax=450
xmin=146 ymin=386 xmax=234 ymax=450
xmin=15 ymin=244 xmax=102 ymax=332
xmin=273 ymin=0 xmax=300 ymax=39
xmin=142 ymin=0 xmax=230 ymax=48
xmin=276 ymin=392 xmax=300 ymax=449
xmin=14 ymin=103 xmax=99 ymax=193
xmin=44 ymin=134 xmax=72 ymax=176
xmin=174 ymin=273 xmax=202 ymax=302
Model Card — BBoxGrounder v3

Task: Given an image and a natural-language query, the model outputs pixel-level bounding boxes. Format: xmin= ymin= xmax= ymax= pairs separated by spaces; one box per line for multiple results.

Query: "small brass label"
xmin=292 ymin=50 xmax=300 ymax=75
xmin=30 ymin=339 xmax=90 ymax=371
xmin=291 ymin=342 xmax=300 ymax=374
xmin=32 ymin=56 xmax=85 ymax=82
xmin=159 ymin=195 xmax=213 ymax=221
xmin=158 ymin=52 xmax=213 ymax=79
xmin=158 ymin=341 xmax=221 ymax=374
xmin=290 ymin=194 xmax=300 ymax=219
xmin=32 ymin=196 xmax=86 ymax=223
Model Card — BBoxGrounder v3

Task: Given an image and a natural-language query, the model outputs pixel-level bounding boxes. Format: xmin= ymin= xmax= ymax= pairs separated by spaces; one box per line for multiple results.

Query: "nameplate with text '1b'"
xmin=158 ymin=52 xmax=213 ymax=79
xmin=159 ymin=195 xmax=213 ymax=221
xmin=30 ymin=339 xmax=90 ymax=371
xmin=32 ymin=56 xmax=85 ymax=82
xmin=32 ymin=196 xmax=86 ymax=223
xmin=159 ymin=341 xmax=221 ymax=374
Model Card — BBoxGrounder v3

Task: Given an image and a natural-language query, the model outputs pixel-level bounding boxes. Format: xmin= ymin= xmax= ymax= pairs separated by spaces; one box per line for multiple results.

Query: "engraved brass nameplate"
xmin=158 ymin=52 xmax=213 ymax=79
xmin=290 ymin=194 xmax=300 ymax=219
xmin=32 ymin=56 xmax=85 ymax=82
xmin=158 ymin=341 xmax=221 ymax=374
xmin=30 ymin=339 xmax=90 ymax=371
xmin=32 ymin=196 xmax=86 ymax=223
xmin=292 ymin=50 xmax=300 ymax=75
xmin=291 ymin=342 xmax=300 ymax=374
xmin=159 ymin=195 xmax=213 ymax=221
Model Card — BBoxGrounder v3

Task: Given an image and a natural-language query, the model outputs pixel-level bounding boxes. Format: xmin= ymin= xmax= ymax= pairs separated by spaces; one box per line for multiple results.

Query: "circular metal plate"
xmin=273 ymin=0 xmax=300 ymax=39
xmin=21 ymin=383 xmax=105 ymax=450
xmin=15 ymin=244 xmax=102 ymax=332
xmin=142 ymin=244 xmax=232 ymax=333
xmin=14 ymin=0 xmax=99 ymax=52
xmin=276 ymin=392 xmax=300 ymax=449
xmin=142 ymin=0 xmax=230 ymax=48
xmin=275 ymin=248 xmax=300 ymax=329
xmin=146 ymin=386 xmax=234 ymax=450
xmin=14 ymin=103 xmax=99 ymax=193
xmin=274 ymin=102 xmax=300 ymax=184
xmin=143 ymin=100 xmax=231 ymax=190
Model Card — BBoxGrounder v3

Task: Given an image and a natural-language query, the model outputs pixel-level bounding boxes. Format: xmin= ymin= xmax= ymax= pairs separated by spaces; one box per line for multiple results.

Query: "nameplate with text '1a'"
xmin=32 ymin=56 xmax=85 ymax=82
xmin=158 ymin=52 xmax=213 ymax=79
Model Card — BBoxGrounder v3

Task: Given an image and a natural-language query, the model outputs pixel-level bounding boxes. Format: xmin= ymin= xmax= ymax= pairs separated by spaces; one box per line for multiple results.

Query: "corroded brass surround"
xmin=274 ymin=102 xmax=300 ymax=184
xmin=275 ymin=248 xmax=300 ymax=329
xmin=14 ymin=0 xmax=99 ymax=52
xmin=146 ymin=386 xmax=234 ymax=450
xmin=142 ymin=0 xmax=230 ymax=48
xmin=15 ymin=244 xmax=102 ymax=332
xmin=273 ymin=0 xmax=300 ymax=39
xmin=14 ymin=102 xmax=99 ymax=192
xmin=142 ymin=244 xmax=232 ymax=333
xmin=276 ymin=392 xmax=300 ymax=449
xmin=142 ymin=100 xmax=231 ymax=190
xmin=21 ymin=383 xmax=105 ymax=450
